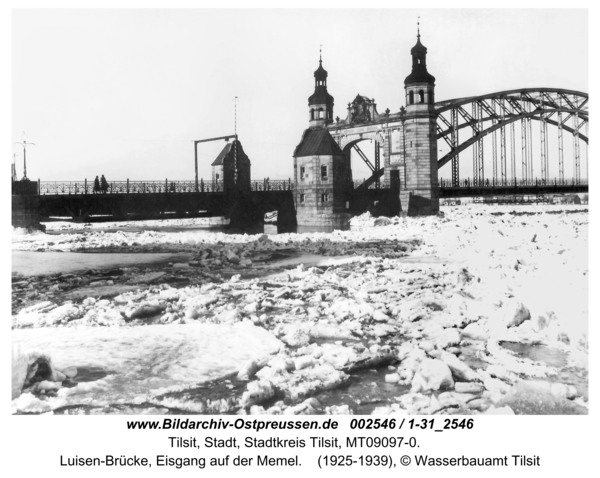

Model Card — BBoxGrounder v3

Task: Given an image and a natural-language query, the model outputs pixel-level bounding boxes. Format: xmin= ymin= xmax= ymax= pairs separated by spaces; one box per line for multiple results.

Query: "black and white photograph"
xmin=10 ymin=5 xmax=590 ymax=425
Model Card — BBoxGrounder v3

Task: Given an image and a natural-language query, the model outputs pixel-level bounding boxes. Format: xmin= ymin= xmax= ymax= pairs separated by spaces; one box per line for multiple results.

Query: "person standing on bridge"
xmin=100 ymin=174 xmax=108 ymax=194
xmin=93 ymin=176 xmax=100 ymax=194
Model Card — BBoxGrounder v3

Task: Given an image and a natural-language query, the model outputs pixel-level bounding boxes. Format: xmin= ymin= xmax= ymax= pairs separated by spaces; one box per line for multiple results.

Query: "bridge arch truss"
xmin=435 ymin=88 xmax=588 ymax=187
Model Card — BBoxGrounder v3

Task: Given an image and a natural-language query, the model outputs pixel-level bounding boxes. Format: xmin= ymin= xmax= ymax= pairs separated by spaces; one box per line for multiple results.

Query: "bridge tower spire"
xmin=293 ymin=49 xmax=351 ymax=227
xmin=308 ymin=48 xmax=334 ymax=128
xmin=401 ymin=27 xmax=440 ymax=215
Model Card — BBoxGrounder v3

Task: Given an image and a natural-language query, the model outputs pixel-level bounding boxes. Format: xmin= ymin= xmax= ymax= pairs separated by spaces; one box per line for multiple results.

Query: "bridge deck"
xmin=36 ymin=189 xmax=295 ymax=222
xmin=439 ymin=184 xmax=588 ymax=198
xmin=16 ymin=177 xmax=589 ymax=223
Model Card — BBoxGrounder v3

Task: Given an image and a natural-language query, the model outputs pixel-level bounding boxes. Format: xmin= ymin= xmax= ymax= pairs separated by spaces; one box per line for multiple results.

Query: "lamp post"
xmin=14 ymin=132 xmax=35 ymax=181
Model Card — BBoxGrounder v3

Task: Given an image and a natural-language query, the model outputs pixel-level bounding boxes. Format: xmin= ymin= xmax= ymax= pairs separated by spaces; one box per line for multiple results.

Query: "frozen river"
xmin=11 ymin=205 xmax=589 ymax=415
xmin=12 ymin=251 xmax=195 ymax=276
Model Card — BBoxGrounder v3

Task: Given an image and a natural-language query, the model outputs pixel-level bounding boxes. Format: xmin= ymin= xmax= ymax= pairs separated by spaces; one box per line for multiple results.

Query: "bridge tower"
xmin=210 ymin=139 xmax=251 ymax=193
xmin=293 ymin=55 xmax=351 ymax=227
xmin=401 ymin=29 xmax=439 ymax=215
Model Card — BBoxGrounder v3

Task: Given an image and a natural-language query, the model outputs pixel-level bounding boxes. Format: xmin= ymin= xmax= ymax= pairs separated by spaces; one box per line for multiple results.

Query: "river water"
xmin=12 ymin=251 xmax=195 ymax=277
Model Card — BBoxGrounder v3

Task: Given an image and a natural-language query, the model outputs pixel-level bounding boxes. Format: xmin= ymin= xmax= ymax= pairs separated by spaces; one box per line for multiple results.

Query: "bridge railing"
xmin=38 ymin=179 xmax=295 ymax=195
xmin=250 ymin=180 xmax=293 ymax=191
xmin=439 ymin=177 xmax=589 ymax=188
xmin=40 ymin=181 xmax=90 ymax=195
xmin=352 ymin=180 xmax=392 ymax=190
xmin=127 ymin=181 xmax=202 ymax=193
xmin=38 ymin=180 xmax=227 ymax=195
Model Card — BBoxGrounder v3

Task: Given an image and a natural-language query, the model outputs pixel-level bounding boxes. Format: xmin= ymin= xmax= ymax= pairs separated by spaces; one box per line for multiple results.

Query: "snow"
xmin=41 ymin=217 xmax=216 ymax=232
xmin=411 ymin=358 xmax=454 ymax=392
xmin=11 ymin=203 xmax=588 ymax=415
xmin=12 ymin=322 xmax=282 ymax=412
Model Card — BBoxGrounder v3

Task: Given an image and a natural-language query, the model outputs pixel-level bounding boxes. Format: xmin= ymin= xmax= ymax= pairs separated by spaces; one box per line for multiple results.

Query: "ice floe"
xmin=11 ymin=203 xmax=588 ymax=415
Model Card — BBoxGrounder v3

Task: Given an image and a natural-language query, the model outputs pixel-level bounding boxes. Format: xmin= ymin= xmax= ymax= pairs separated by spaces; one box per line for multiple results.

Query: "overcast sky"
xmin=12 ymin=8 xmax=588 ymax=182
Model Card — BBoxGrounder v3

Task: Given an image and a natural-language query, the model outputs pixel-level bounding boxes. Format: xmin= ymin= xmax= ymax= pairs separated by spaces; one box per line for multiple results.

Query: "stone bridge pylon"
xmin=293 ymin=29 xmax=440 ymax=227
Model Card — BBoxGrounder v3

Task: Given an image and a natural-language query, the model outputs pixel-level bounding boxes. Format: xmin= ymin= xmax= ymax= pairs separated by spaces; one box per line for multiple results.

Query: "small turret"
xmin=404 ymin=25 xmax=436 ymax=110
xmin=308 ymin=50 xmax=334 ymax=128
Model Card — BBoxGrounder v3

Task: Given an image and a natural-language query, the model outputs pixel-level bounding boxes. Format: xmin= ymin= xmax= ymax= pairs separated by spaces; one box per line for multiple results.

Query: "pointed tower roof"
xmin=211 ymin=139 xmax=249 ymax=166
xmin=309 ymin=54 xmax=334 ymax=106
xmin=309 ymin=83 xmax=334 ymax=105
xmin=293 ymin=128 xmax=343 ymax=157
xmin=314 ymin=60 xmax=328 ymax=81
xmin=211 ymin=143 xmax=232 ymax=166
xmin=404 ymin=28 xmax=435 ymax=85
xmin=314 ymin=47 xmax=328 ymax=80
xmin=410 ymin=36 xmax=427 ymax=55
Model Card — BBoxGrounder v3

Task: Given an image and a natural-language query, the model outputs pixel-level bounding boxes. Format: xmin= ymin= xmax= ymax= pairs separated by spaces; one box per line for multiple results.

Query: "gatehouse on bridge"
xmin=292 ymin=29 xmax=589 ymax=226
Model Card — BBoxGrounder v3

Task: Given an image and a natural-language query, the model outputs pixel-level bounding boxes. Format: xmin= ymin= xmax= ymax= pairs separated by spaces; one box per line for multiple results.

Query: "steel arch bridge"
xmin=435 ymin=88 xmax=589 ymax=188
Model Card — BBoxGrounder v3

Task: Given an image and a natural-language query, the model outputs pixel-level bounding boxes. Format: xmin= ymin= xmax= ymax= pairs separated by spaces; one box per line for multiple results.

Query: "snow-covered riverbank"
xmin=11 ymin=204 xmax=588 ymax=415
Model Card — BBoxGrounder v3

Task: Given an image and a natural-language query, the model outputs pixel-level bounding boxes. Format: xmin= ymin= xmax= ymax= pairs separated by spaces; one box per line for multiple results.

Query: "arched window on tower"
xmin=419 ymin=90 xmax=425 ymax=103
xmin=310 ymin=109 xmax=315 ymax=120
xmin=429 ymin=90 xmax=434 ymax=104
xmin=409 ymin=91 xmax=414 ymax=105
xmin=318 ymin=109 xmax=324 ymax=119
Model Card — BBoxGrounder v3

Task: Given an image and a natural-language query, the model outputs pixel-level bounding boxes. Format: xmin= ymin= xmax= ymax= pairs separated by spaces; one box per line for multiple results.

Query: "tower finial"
xmin=417 ymin=16 xmax=420 ymax=39
xmin=319 ymin=44 xmax=322 ymax=64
